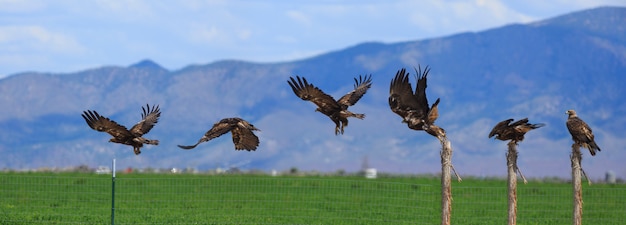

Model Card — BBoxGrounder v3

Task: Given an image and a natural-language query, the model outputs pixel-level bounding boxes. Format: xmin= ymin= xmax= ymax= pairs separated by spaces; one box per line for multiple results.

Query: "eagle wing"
xmin=82 ymin=110 xmax=133 ymax=139
xmin=489 ymin=118 xmax=514 ymax=138
xmin=177 ymin=119 xmax=237 ymax=150
xmin=129 ymin=104 xmax=161 ymax=137
xmin=509 ymin=118 xmax=530 ymax=127
xmin=337 ymin=75 xmax=372 ymax=108
xmin=389 ymin=68 xmax=422 ymax=119
xmin=287 ymin=76 xmax=340 ymax=115
xmin=413 ymin=65 xmax=432 ymax=113
xmin=567 ymin=117 xmax=595 ymax=144
xmin=513 ymin=118 xmax=545 ymax=133
xmin=427 ymin=98 xmax=441 ymax=125
xmin=231 ymin=126 xmax=260 ymax=151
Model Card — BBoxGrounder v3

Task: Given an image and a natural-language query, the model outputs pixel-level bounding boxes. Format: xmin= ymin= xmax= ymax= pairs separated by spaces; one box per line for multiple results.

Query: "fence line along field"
xmin=1 ymin=172 xmax=625 ymax=224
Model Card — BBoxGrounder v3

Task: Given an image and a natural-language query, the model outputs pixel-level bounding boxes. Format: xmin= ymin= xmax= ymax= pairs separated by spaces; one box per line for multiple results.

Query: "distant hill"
xmin=1 ymin=6 xmax=624 ymax=179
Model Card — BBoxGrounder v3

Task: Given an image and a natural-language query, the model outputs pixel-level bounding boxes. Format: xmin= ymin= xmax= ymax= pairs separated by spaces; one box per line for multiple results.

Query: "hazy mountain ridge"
xmin=0 ymin=7 xmax=624 ymax=178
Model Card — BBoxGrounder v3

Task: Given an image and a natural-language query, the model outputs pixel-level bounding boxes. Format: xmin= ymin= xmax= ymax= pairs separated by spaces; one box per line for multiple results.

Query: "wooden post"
xmin=111 ymin=158 xmax=116 ymax=225
xmin=439 ymin=135 xmax=453 ymax=225
xmin=506 ymin=141 xmax=518 ymax=225
xmin=571 ymin=144 xmax=583 ymax=225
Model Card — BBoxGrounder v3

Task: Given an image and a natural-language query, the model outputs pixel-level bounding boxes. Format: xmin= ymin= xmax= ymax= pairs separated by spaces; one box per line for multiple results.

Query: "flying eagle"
xmin=566 ymin=109 xmax=601 ymax=156
xmin=388 ymin=66 xmax=444 ymax=137
xmin=489 ymin=118 xmax=545 ymax=143
xmin=82 ymin=104 xmax=161 ymax=155
xmin=287 ymin=75 xmax=372 ymax=135
xmin=178 ymin=117 xmax=260 ymax=151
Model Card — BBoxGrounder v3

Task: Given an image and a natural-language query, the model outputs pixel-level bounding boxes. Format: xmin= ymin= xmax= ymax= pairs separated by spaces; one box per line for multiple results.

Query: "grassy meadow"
xmin=1 ymin=172 xmax=624 ymax=224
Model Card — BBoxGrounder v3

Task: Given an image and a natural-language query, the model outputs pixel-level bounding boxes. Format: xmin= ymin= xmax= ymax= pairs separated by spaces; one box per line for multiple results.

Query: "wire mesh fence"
xmin=113 ymin=174 xmax=438 ymax=224
xmin=1 ymin=172 xmax=625 ymax=224
xmin=0 ymin=173 xmax=111 ymax=224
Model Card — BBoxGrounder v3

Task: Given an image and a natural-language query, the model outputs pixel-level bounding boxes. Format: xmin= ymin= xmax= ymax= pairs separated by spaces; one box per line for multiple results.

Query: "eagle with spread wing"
xmin=388 ymin=66 xmax=444 ymax=137
xmin=287 ymin=75 xmax=372 ymax=135
xmin=178 ymin=117 xmax=260 ymax=151
xmin=82 ymin=104 xmax=161 ymax=155
xmin=489 ymin=118 xmax=545 ymax=143
xmin=566 ymin=109 xmax=601 ymax=156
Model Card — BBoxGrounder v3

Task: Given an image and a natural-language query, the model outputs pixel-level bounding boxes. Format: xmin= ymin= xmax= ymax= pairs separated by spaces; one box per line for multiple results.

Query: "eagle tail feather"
xmin=134 ymin=137 xmax=159 ymax=145
xmin=177 ymin=143 xmax=199 ymax=150
xmin=531 ymin=123 xmax=546 ymax=129
xmin=590 ymin=141 xmax=601 ymax=155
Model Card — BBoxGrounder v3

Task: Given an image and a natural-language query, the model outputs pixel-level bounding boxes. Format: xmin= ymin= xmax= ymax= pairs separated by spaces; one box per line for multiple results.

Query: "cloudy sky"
xmin=1 ymin=0 xmax=625 ymax=78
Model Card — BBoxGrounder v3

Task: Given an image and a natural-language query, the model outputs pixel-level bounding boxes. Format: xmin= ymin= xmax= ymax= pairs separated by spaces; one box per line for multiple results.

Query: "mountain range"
xmin=1 ymin=6 xmax=624 ymax=179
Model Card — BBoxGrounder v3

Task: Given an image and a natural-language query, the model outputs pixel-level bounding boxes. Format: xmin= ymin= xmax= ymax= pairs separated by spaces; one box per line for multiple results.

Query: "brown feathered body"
xmin=82 ymin=104 xmax=161 ymax=155
xmin=566 ymin=110 xmax=601 ymax=156
xmin=489 ymin=118 xmax=545 ymax=143
xmin=178 ymin=117 xmax=260 ymax=151
xmin=388 ymin=66 xmax=445 ymax=137
xmin=287 ymin=75 xmax=372 ymax=135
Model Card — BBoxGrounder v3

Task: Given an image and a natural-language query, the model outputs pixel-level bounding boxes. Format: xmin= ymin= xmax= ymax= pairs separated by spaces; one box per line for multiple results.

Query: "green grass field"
xmin=1 ymin=172 xmax=624 ymax=224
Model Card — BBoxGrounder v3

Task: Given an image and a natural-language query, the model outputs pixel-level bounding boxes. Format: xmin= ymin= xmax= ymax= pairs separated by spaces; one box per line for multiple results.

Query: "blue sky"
xmin=1 ymin=0 xmax=625 ymax=78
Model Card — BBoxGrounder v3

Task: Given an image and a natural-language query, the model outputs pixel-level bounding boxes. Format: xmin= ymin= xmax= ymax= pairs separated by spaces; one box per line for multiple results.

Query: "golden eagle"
xmin=489 ymin=118 xmax=545 ymax=143
xmin=82 ymin=104 xmax=161 ymax=155
xmin=566 ymin=109 xmax=601 ymax=156
xmin=388 ymin=66 xmax=444 ymax=137
xmin=287 ymin=75 xmax=372 ymax=135
xmin=178 ymin=117 xmax=260 ymax=151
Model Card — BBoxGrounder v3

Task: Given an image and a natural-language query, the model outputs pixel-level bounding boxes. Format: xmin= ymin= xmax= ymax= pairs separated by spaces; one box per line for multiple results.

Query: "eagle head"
xmin=566 ymin=109 xmax=577 ymax=118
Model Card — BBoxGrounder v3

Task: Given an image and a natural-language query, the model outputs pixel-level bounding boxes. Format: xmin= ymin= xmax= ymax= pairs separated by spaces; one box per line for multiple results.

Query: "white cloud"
xmin=0 ymin=0 xmax=45 ymax=13
xmin=0 ymin=25 xmax=83 ymax=53
xmin=92 ymin=0 xmax=156 ymax=20
xmin=502 ymin=0 xmax=626 ymax=17
xmin=285 ymin=10 xmax=312 ymax=26
xmin=193 ymin=26 xmax=221 ymax=43
xmin=2 ymin=0 xmax=626 ymax=77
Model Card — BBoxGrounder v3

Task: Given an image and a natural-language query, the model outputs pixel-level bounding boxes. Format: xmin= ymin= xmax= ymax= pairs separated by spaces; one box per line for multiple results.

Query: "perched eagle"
xmin=178 ymin=117 xmax=260 ymax=151
xmin=566 ymin=109 xmax=601 ymax=156
xmin=388 ymin=66 xmax=444 ymax=137
xmin=287 ymin=75 xmax=372 ymax=135
xmin=82 ymin=104 xmax=161 ymax=155
xmin=489 ymin=118 xmax=545 ymax=143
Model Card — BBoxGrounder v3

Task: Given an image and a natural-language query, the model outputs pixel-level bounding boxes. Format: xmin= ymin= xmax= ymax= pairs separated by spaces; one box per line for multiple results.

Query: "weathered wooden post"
xmin=487 ymin=118 xmax=541 ymax=225
xmin=440 ymin=136 xmax=452 ymax=225
xmin=571 ymin=144 xmax=583 ymax=225
xmin=438 ymin=135 xmax=461 ymax=225
xmin=506 ymin=141 xmax=527 ymax=225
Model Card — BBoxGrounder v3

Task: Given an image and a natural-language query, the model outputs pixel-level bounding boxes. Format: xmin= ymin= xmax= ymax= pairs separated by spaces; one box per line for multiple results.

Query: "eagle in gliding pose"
xmin=82 ymin=104 xmax=161 ymax=155
xmin=287 ymin=75 xmax=372 ymax=135
xmin=178 ymin=117 xmax=260 ymax=151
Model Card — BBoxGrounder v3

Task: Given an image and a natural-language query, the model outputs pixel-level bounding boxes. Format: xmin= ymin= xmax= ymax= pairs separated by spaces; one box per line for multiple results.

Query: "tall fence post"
xmin=507 ymin=142 xmax=518 ymax=225
xmin=111 ymin=158 xmax=116 ymax=225
xmin=439 ymin=136 xmax=456 ymax=225
xmin=571 ymin=145 xmax=582 ymax=225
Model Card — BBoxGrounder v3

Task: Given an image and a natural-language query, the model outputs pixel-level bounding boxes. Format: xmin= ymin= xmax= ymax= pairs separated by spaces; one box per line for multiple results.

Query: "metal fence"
xmin=1 ymin=172 xmax=625 ymax=224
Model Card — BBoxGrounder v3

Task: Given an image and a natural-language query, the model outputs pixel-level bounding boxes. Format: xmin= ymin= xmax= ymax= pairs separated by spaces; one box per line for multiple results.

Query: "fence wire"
xmin=1 ymin=172 xmax=625 ymax=224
